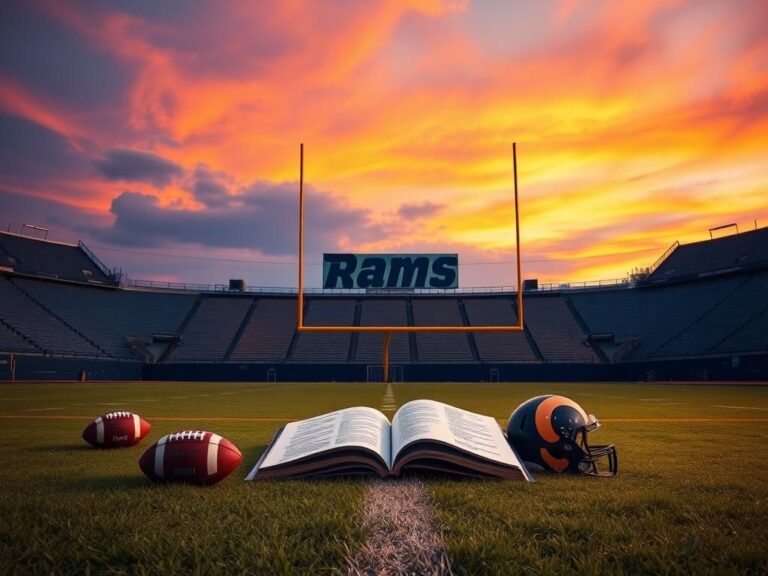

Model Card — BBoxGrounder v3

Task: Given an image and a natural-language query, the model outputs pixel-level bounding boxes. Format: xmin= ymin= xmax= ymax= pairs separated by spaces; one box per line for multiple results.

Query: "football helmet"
xmin=506 ymin=394 xmax=617 ymax=476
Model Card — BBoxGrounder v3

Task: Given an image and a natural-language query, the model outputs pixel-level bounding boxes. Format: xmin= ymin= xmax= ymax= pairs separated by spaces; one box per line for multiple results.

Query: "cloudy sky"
xmin=1 ymin=0 xmax=766 ymax=288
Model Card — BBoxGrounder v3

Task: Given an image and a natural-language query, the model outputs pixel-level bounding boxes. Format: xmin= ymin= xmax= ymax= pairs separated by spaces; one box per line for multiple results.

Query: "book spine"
xmin=244 ymin=427 xmax=285 ymax=481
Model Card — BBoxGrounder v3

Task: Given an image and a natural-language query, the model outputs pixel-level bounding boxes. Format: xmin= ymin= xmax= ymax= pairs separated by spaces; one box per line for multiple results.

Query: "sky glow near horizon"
xmin=0 ymin=0 xmax=766 ymax=288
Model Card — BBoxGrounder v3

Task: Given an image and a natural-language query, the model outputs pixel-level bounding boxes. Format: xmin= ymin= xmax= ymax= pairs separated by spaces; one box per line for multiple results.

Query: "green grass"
xmin=1 ymin=381 xmax=767 ymax=574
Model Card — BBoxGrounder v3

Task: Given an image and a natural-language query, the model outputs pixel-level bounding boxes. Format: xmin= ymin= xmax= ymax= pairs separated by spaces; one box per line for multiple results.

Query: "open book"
xmin=245 ymin=399 xmax=532 ymax=481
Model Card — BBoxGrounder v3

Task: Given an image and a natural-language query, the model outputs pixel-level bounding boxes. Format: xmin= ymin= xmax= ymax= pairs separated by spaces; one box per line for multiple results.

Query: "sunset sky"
xmin=1 ymin=0 xmax=766 ymax=288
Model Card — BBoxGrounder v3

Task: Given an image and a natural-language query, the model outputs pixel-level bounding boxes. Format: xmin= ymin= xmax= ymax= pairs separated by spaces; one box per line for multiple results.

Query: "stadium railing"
xmin=126 ymin=278 xmax=631 ymax=295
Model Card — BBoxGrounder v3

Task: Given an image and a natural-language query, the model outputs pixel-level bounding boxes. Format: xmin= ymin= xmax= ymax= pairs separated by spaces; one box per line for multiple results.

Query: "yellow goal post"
xmin=295 ymin=143 xmax=524 ymax=380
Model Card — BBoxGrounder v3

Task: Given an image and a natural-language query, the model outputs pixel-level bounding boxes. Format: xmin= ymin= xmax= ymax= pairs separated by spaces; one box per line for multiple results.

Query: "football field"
xmin=1 ymin=381 xmax=767 ymax=574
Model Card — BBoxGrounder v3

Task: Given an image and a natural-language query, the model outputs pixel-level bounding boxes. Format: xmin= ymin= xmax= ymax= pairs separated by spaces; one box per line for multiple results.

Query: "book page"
xmin=259 ymin=406 xmax=392 ymax=470
xmin=392 ymin=399 xmax=522 ymax=468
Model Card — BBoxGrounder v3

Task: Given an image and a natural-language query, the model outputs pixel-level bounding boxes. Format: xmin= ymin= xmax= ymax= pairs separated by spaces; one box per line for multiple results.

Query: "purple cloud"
xmin=95 ymin=149 xmax=184 ymax=188
xmin=397 ymin=201 xmax=444 ymax=220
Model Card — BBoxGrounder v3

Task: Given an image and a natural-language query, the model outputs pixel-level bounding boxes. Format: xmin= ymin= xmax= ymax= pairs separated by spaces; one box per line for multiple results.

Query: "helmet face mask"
xmin=507 ymin=395 xmax=618 ymax=477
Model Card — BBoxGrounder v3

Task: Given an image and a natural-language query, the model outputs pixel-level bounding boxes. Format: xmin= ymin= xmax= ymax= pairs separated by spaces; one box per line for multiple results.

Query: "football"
xmin=82 ymin=411 xmax=151 ymax=448
xmin=139 ymin=430 xmax=242 ymax=485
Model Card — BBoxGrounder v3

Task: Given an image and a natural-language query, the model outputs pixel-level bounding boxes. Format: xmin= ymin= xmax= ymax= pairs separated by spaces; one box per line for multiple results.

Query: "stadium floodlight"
xmin=297 ymin=143 xmax=524 ymax=381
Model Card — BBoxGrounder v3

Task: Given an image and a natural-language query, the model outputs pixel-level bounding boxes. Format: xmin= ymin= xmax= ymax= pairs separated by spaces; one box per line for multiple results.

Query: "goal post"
xmin=296 ymin=143 xmax=524 ymax=381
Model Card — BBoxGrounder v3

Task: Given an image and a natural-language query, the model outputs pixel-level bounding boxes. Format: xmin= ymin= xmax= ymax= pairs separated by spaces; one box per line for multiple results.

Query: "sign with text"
xmin=323 ymin=254 xmax=459 ymax=289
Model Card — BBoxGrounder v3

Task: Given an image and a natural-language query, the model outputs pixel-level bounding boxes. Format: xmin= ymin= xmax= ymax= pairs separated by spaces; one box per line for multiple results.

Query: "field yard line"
xmin=23 ymin=407 xmax=65 ymax=411
xmin=494 ymin=417 xmax=768 ymax=424
xmin=0 ymin=415 xmax=298 ymax=422
xmin=345 ymin=479 xmax=452 ymax=575
xmin=598 ymin=418 xmax=768 ymax=422
xmin=711 ymin=405 xmax=768 ymax=411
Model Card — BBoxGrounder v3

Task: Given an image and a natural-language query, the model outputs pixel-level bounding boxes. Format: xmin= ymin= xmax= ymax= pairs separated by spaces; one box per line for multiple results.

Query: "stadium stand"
xmin=523 ymin=296 xmax=599 ymax=362
xmin=0 ymin=318 xmax=41 ymax=354
xmin=1 ymin=226 xmax=767 ymax=380
xmin=290 ymin=299 xmax=356 ymax=362
xmin=230 ymin=298 xmax=297 ymax=361
xmin=714 ymin=305 xmax=768 ymax=355
xmin=649 ymin=227 xmax=768 ymax=283
xmin=167 ymin=296 xmax=252 ymax=361
xmin=570 ymin=275 xmax=744 ymax=361
xmin=355 ymin=298 xmax=411 ymax=364
xmin=15 ymin=278 xmax=196 ymax=360
xmin=0 ymin=275 xmax=104 ymax=356
xmin=644 ymin=272 xmax=768 ymax=358
xmin=462 ymin=297 xmax=538 ymax=362
xmin=0 ymin=232 xmax=112 ymax=284
xmin=411 ymin=298 xmax=475 ymax=363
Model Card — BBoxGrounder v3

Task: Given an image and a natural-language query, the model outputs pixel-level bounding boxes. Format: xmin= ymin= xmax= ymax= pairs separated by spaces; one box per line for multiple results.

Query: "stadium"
xmin=2 ymin=1 xmax=768 ymax=574
xmin=1 ymin=226 xmax=768 ymax=573
xmin=1 ymin=226 xmax=767 ymax=382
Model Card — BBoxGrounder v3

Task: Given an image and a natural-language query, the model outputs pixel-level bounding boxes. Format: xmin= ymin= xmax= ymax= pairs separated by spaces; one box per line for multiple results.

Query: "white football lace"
xmin=168 ymin=430 xmax=207 ymax=442
xmin=105 ymin=411 xmax=131 ymax=419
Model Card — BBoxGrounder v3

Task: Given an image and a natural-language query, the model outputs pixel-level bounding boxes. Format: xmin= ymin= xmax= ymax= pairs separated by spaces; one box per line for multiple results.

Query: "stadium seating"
xmin=0 ymin=276 xmax=103 ymax=356
xmin=167 ymin=297 xmax=252 ymax=361
xmin=290 ymin=299 xmax=356 ymax=362
xmin=523 ymin=296 xmax=599 ymax=362
xmin=0 ymin=319 xmax=40 ymax=354
xmin=15 ymin=278 xmax=196 ymax=359
xmin=0 ymin=232 xmax=112 ymax=283
xmin=650 ymin=227 xmax=768 ymax=282
xmin=570 ymin=275 xmax=747 ymax=360
xmin=411 ymin=298 xmax=475 ymax=363
xmin=2 ymin=227 xmax=767 ymax=379
xmin=355 ymin=299 xmax=411 ymax=364
xmin=462 ymin=297 xmax=538 ymax=362
xmin=645 ymin=272 xmax=768 ymax=358
xmin=230 ymin=298 xmax=297 ymax=361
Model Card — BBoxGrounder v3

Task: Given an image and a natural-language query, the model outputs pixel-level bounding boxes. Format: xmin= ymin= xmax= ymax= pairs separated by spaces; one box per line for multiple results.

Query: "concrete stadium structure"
xmin=1 ymin=228 xmax=767 ymax=381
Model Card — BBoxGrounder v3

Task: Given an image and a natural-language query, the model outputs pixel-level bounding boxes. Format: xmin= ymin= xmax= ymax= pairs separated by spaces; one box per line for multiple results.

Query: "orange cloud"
xmin=2 ymin=0 xmax=767 ymax=286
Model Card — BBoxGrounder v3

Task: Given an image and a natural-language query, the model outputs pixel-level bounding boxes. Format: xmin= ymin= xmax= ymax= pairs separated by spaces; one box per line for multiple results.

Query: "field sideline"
xmin=1 ymin=381 xmax=767 ymax=574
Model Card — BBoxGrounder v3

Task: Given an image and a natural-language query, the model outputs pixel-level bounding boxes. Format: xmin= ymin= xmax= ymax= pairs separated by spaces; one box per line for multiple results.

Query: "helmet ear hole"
xmin=519 ymin=415 xmax=527 ymax=430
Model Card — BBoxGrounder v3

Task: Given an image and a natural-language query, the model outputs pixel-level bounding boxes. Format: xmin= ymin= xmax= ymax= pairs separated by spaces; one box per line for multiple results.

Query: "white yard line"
xmin=345 ymin=479 xmax=452 ymax=576
xmin=344 ymin=382 xmax=452 ymax=575
xmin=24 ymin=407 xmax=65 ymax=411
xmin=637 ymin=398 xmax=668 ymax=402
xmin=711 ymin=405 xmax=768 ymax=411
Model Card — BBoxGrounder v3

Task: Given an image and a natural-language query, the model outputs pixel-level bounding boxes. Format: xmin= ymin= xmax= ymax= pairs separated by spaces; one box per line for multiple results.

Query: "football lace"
xmin=104 ymin=411 xmax=131 ymax=419
xmin=167 ymin=430 xmax=207 ymax=442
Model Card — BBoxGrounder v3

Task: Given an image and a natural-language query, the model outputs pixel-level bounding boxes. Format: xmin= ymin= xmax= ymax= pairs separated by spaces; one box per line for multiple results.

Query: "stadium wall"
xmin=0 ymin=354 xmax=142 ymax=381
xmin=146 ymin=360 xmax=751 ymax=383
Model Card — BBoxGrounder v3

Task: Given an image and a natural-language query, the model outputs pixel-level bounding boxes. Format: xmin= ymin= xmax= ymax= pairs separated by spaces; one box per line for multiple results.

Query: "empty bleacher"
xmin=650 ymin=227 xmax=768 ymax=282
xmin=290 ymin=299 xmax=356 ymax=362
xmin=0 ymin=275 xmax=103 ymax=356
xmin=167 ymin=296 xmax=252 ymax=361
xmin=0 ymin=232 xmax=111 ymax=283
xmin=714 ymin=306 xmax=768 ymax=355
xmin=463 ymin=297 xmax=538 ymax=362
xmin=412 ymin=298 xmax=474 ymax=363
xmin=0 ymin=319 xmax=40 ymax=354
xmin=524 ymin=296 xmax=598 ymax=362
xmin=16 ymin=278 xmax=196 ymax=359
xmin=570 ymin=275 xmax=748 ymax=360
xmin=645 ymin=272 xmax=768 ymax=358
xmin=355 ymin=299 xmax=411 ymax=364
xmin=230 ymin=298 xmax=297 ymax=361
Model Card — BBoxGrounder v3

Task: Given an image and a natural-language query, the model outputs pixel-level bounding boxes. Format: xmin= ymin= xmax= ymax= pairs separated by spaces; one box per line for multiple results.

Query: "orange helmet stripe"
xmin=540 ymin=448 xmax=569 ymax=472
xmin=534 ymin=395 xmax=589 ymax=443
